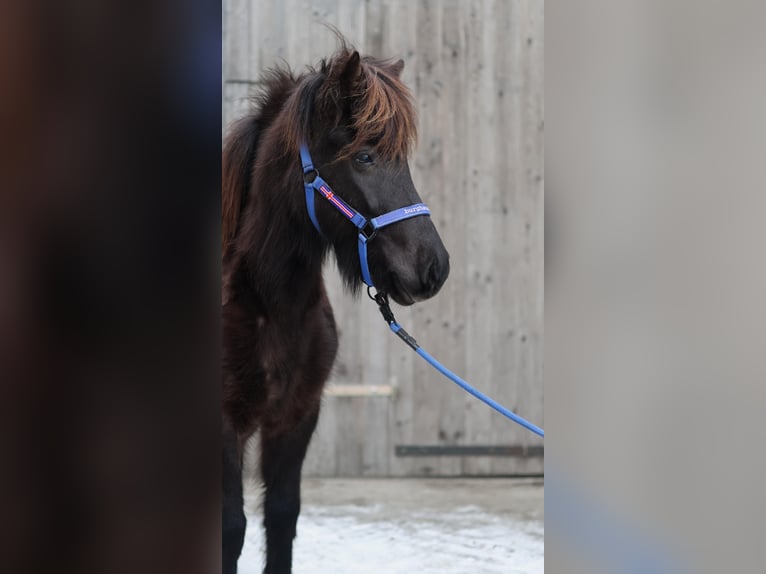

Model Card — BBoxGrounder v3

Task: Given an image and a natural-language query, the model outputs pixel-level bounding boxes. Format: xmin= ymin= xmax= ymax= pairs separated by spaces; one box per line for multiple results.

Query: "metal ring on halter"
xmin=303 ymin=168 xmax=319 ymax=184
xmin=359 ymin=220 xmax=378 ymax=241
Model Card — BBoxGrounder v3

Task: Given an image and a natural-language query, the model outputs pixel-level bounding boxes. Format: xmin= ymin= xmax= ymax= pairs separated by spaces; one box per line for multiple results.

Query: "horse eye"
xmin=354 ymin=152 xmax=373 ymax=164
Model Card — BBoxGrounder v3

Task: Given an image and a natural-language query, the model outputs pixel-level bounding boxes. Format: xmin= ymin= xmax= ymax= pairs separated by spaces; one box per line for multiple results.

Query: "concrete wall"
xmin=225 ymin=0 xmax=543 ymax=476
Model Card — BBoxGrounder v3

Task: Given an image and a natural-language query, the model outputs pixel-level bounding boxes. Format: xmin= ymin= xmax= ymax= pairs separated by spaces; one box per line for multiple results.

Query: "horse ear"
xmin=390 ymin=59 xmax=405 ymax=77
xmin=336 ymin=50 xmax=362 ymax=93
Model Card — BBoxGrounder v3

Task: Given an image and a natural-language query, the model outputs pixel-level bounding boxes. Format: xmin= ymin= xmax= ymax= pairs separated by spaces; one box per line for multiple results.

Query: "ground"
xmin=240 ymin=477 xmax=544 ymax=574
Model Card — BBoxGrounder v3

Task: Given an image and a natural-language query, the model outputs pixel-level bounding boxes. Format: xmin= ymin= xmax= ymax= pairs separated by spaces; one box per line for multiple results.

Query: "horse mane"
xmin=221 ymin=42 xmax=417 ymax=256
xmin=221 ymin=69 xmax=296 ymax=254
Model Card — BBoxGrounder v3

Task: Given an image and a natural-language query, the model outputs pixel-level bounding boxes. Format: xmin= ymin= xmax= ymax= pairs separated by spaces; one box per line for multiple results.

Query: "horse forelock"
xmin=262 ymin=46 xmax=416 ymax=163
xmin=344 ymin=56 xmax=417 ymax=161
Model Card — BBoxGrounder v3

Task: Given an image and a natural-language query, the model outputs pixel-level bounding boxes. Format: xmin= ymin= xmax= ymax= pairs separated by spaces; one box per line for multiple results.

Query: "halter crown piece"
xmin=299 ymin=143 xmax=431 ymax=288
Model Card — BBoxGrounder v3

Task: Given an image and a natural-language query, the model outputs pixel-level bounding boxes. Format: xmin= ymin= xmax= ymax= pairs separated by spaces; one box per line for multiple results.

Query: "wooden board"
xmin=226 ymin=0 xmax=543 ymax=477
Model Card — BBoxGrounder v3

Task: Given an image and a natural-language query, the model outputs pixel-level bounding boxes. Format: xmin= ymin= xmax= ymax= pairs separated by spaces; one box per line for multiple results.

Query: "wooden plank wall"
xmin=224 ymin=0 xmax=544 ymax=477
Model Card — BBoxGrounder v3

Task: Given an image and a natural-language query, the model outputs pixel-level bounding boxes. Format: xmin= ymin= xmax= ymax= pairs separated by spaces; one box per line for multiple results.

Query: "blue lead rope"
xmin=371 ymin=290 xmax=545 ymax=438
xmin=299 ymin=143 xmax=543 ymax=438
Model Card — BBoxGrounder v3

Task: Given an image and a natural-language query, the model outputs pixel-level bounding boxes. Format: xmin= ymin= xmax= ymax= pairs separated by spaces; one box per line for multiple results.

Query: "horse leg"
xmin=222 ymin=428 xmax=246 ymax=574
xmin=260 ymin=408 xmax=320 ymax=574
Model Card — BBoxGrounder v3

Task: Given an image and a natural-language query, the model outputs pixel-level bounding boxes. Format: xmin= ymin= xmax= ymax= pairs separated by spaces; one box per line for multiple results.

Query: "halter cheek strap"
xmin=300 ymin=143 xmax=430 ymax=288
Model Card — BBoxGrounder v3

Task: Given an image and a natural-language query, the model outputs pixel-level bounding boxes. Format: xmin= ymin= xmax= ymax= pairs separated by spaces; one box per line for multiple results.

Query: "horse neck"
xmin=236 ymin=157 xmax=328 ymax=316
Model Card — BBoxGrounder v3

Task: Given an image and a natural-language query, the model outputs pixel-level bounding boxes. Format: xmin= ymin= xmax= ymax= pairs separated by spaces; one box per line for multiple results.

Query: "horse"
xmin=221 ymin=43 xmax=450 ymax=574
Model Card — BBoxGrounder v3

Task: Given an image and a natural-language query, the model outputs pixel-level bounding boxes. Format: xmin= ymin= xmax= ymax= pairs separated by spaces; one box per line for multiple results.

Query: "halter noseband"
xmin=300 ymin=143 xmax=430 ymax=288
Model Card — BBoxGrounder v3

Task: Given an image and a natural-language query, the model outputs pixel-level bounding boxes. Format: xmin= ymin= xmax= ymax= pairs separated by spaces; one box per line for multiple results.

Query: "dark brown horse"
xmin=222 ymin=44 xmax=450 ymax=574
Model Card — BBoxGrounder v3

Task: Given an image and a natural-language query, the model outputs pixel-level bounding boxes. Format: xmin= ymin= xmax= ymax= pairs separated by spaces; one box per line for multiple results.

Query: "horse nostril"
xmin=422 ymin=255 xmax=449 ymax=294
xmin=428 ymin=260 xmax=440 ymax=285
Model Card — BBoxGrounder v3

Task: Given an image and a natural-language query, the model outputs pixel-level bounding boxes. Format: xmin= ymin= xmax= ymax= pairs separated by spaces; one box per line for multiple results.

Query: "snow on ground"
xmin=239 ymin=478 xmax=543 ymax=574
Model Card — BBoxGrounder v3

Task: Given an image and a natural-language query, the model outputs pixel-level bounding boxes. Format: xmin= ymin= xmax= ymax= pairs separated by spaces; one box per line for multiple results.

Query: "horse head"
xmin=296 ymin=48 xmax=450 ymax=305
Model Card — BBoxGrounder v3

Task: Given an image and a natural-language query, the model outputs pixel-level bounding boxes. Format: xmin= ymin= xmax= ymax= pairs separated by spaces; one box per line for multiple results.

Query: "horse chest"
xmin=254 ymin=301 xmax=338 ymax=433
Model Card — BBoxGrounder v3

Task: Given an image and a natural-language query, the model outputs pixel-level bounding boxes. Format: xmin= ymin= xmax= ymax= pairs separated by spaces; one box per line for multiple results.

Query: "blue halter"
xmin=300 ymin=143 xmax=431 ymax=288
